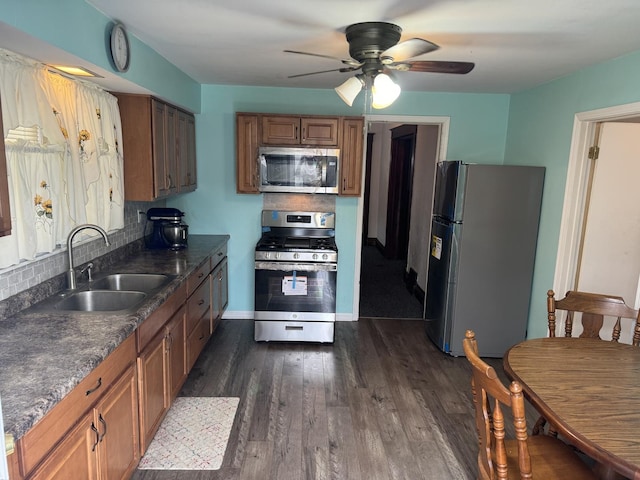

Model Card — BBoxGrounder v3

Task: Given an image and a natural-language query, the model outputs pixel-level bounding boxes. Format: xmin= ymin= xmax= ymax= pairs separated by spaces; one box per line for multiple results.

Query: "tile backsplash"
xmin=0 ymin=201 xmax=154 ymax=301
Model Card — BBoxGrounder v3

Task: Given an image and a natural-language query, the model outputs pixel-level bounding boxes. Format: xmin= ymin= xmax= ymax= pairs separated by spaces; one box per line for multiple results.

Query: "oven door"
xmin=254 ymin=261 xmax=337 ymax=321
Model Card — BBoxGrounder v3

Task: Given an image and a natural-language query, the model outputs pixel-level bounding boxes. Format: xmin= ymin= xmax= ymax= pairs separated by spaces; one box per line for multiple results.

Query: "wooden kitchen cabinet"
xmin=211 ymin=256 xmax=228 ymax=333
xmin=137 ymin=298 xmax=186 ymax=454
xmin=261 ymin=115 xmax=339 ymax=145
xmin=23 ymin=341 xmax=139 ymax=480
xmin=236 ymin=113 xmax=260 ymax=193
xmin=167 ymin=307 xmax=187 ymax=402
xmin=115 ymin=93 xmax=197 ymax=201
xmin=178 ymin=109 xmax=197 ymax=193
xmin=185 ymin=258 xmax=212 ymax=371
xmin=29 ymin=364 xmax=139 ymax=480
xmin=236 ymin=112 xmax=364 ymax=196
xmin=339 ymin=117 xmax=365 ymax=196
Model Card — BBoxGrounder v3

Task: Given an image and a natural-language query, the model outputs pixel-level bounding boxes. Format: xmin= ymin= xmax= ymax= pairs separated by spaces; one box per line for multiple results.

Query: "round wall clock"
xmin=110 ymin=22 xmax=130 ymax=72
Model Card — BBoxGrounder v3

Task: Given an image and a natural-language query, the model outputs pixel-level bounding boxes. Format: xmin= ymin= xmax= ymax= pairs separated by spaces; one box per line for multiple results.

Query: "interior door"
xmin=576 ymin=122 xmax=640 ymax=341
xmin=385 ymin=125 xmax=416 ymax=260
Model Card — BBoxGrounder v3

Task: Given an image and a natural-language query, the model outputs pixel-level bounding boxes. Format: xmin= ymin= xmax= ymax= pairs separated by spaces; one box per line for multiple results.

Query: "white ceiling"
xmin=83 ymin=0 xmax=640 ymax=95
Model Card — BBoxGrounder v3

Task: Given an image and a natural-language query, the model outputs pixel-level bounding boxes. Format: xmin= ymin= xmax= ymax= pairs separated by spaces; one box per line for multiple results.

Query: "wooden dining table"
xmin=504 ymin=337 xmax=640 ymax=480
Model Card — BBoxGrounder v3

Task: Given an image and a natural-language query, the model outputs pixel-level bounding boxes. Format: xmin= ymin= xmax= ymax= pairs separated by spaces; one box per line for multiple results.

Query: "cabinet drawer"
xmin=211 ymin=244 xmax=227 ymax=267
xmin=18 ymin=334 xmax=136 ymax=477
xmin=186 ymin=276 xmax=211 ymax=334
xmin=186 ymin=316 xmax=210 ymax=372
xmin=186 ymin=258 xmax=211 ymax=296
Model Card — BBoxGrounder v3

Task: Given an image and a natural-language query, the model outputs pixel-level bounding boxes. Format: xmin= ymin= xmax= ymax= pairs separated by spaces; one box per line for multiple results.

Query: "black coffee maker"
xmin=145 ymin=208 xmax=188 ymax=250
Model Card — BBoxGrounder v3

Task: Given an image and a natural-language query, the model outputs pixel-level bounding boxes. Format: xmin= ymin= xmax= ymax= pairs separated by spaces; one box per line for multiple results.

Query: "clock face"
xmin=110 ymin=23 xmax=130 ymax=72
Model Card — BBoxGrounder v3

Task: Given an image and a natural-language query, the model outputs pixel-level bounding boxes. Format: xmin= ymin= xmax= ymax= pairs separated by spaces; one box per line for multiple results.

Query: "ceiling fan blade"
xmin=284 ymin=50 xmax=362 ymax=67
xmin=389 ymin=61 xmax=475 ymax=74
xmin=380 ymin=38 xmax=439 ymax=64
xmin=288 ymin=66 xmax=360 ymax=78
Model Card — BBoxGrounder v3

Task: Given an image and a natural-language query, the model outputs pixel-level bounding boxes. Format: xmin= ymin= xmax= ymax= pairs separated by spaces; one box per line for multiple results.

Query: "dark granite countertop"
xmin=0 ymin=234 xmax=229 ymax=441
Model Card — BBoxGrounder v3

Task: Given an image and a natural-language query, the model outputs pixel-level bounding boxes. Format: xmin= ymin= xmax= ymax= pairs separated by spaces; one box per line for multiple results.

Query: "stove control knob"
xmin=312 ymin=254 xmax=318 ymax=260
xmin=322 ymin=253 xmax=328 ymax=260
xmin=293 ymin=253 xmax=300 ymax=260
xmin=275 ymin=252 xmax=280 ymax=260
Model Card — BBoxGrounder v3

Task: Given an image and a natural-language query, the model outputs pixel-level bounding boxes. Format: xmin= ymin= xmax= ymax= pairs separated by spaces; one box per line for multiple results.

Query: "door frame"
xmin=352 ymin=115 xmax=450 ymax=319
xmin=554 ymin=101 xmax=640 ymax=297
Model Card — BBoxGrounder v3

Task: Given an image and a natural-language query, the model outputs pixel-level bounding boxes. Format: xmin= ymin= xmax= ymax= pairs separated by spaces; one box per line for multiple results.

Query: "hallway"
xmin=359 ymin=245 xmax=424 ymax=319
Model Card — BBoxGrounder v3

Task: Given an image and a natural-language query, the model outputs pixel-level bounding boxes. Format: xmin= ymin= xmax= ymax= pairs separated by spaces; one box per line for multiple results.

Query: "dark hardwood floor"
xmin=131 ymin=319 xmax=531 ymax=480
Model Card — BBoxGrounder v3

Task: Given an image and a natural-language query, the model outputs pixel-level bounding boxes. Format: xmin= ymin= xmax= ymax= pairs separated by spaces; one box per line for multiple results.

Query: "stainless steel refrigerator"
xmin=425 ymin=161 xmax=545 ymax=357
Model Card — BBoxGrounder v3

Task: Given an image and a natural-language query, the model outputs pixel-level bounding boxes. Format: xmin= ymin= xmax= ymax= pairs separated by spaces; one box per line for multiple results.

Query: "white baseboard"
xmin=221 ymin=311 xmax=358 ymax=322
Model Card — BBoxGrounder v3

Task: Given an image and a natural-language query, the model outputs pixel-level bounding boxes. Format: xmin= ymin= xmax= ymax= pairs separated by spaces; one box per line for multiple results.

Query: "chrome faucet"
xmin=66 ymin=224 xmax=110 ymax=290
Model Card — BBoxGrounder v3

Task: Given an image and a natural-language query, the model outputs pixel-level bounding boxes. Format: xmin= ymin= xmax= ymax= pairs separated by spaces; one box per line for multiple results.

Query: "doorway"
xmin=356 ymin=116 xmax=449 ymax=319
xmin=555 ymin=102 xmax=640 ymax=343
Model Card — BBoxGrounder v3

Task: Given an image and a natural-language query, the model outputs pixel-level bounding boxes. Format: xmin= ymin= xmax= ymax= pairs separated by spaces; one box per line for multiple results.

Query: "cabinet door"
xmin=301 ymin=117 xmax=339 ymax=145
xmin=178 ymin=110 xmax=197 ymax=193
xmin=165 ymin=105 xmax=179 ymax=196
xmin=137 ymin=332 xmax=168 ymax=453
xmin=96 ymin=365 xmax=139 ymax=480
xmin=167 ymin=305 xmax=187 ymax=402
xmin=186 ymin=315 xmax=210 ymax=372
xmin=211 ymin=257 xmax=228 ymax=333
xmin=0 ymin=96 xmax=11 ymax=236
xmin=261 ymin=115 xmax=300 ymax=145
xmin=151 ymin=99 xmax=169 ymax=198
xmin=236 ymin=114 xmax=260 ymax=193
xmin=339 ymin=117 xmax=365 ymax=196
xmin=28 ymin=415 xmax=98 ymax=480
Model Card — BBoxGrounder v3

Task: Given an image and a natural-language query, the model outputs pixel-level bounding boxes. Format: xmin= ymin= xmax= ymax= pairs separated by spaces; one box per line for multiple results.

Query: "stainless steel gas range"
xmin=254 ymin=210 xmax=337 ymax=343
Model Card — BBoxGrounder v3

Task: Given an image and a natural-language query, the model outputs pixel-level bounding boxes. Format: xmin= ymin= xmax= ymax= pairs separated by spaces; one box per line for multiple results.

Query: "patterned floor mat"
xmin=138 ymin=397 xmax=239 ymax=470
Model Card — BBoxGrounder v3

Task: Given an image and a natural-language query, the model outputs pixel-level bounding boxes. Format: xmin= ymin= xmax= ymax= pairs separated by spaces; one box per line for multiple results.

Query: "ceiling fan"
xmin=285 ymin=22 xmax=475 ymax=108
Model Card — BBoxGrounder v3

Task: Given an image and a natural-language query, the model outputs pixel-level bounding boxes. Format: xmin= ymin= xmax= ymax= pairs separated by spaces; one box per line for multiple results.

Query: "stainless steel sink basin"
xmin=55 ymin=290 xmax=147 ymax=312
xmin=91 ymin=273 xmax=171 ymax=293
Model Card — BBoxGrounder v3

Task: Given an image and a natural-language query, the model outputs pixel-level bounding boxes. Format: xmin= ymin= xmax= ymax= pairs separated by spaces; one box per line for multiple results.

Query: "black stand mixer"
xmin=145 ymin=208 xmax=188 ymax=250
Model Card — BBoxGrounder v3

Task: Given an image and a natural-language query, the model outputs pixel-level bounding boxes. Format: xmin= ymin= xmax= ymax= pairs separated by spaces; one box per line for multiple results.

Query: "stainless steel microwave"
xmin=258 ymin=147 xmax=340 ymax=194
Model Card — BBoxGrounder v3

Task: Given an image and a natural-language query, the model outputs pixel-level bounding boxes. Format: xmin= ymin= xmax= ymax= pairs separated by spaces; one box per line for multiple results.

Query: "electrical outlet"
xmin=137 ymin=210 xmax=145 ymax=223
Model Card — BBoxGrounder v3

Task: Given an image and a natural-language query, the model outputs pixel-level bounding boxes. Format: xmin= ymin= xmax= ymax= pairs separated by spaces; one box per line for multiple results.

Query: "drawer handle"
xmin=285 ymin=326 xmax=304 ymax=331
xmin=98 ymin=414 xmax=107 ymax=442
xmin=198 ymin=333 xmax=205 ymax=340
xmin=198 ymin=272 xmax=205 ymax=278
xmin=86 ymin=377 xmax=102 ymax=396
xmin=91 ymin=423 xmax=99 ymax=451
xmin=198 ymin=299 xmax=205 ymax=306
xmin=217 ymin=252 xmax=223 ymax=257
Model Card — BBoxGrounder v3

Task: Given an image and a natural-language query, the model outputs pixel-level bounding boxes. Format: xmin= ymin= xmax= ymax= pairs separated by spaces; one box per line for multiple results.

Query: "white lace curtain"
xmin=0 ymin=49 xmax=124 ymax=269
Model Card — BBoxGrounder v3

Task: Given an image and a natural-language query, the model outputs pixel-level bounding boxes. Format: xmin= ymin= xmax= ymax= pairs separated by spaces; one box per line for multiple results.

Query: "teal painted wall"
xmin=504 ymin=50 xmax=640 ymax=338
xmin=14 ymin=0 xmax=640 ymax=333
xmin=169 ymin=85 xmax=510 ymax=315
xmin=0 ymin=0 xmax=200 ymax=112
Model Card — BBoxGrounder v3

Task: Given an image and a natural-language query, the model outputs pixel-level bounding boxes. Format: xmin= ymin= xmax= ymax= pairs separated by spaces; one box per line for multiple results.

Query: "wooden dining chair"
xmin=463 ymin=330 xmax=598 ymax=480
xmin=547 ymin=289 xmax=640 ymax=344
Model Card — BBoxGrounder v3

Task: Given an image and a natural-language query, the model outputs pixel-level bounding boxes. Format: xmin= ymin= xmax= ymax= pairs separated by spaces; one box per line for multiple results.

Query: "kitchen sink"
xmin=54 ymin=290 xmax=147 ymax=312
xmin=90 ymin=273 xmax=171 ymax=293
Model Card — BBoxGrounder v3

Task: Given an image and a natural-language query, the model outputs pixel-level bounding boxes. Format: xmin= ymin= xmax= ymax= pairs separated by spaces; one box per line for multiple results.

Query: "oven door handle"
xmin=255 ymin=261 xmax=337 ymax=272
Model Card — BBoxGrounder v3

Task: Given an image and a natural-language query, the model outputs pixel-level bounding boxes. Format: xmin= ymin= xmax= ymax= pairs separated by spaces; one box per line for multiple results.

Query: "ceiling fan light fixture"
xmin=335 ymin=75 xmax=365 ymax=106
xmin=371 ymin=73 xmax=401 ymax=109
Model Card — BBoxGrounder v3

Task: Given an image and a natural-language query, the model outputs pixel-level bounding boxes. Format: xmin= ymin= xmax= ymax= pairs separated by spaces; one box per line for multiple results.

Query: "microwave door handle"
xmin=321 ymin=158 xmax=327 ymax=186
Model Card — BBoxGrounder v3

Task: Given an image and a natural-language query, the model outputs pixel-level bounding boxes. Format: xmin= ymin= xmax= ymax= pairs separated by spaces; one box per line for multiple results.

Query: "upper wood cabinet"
xmin=115 ymin=94 xmax=197 ymax=201
xmin=236 ymin=114 xmax=260 ymax=194
xmin=236 ymin=112 xmax=365 ymax=196
xmin=0 ymin=97 xmax=11 ymax=237
xmin=262 ymin=115 xmax=339 ymax=146
xmin=178 ymin=109 xmax=197 ymax=193
xmin=339 ymin=117 xmax=365 ymax=196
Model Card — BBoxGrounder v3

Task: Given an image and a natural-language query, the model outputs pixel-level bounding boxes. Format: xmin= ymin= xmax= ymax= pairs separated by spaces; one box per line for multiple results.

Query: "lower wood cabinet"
xmin=28 ymin=364 xmax=139 ymax=480
xmin=14 ymin=243 xmax=229 ymax=479
xmin=137 ymin=304 xmax=186 ymax=454
xmin=211 ymin=257 xmax=228 ymax=333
